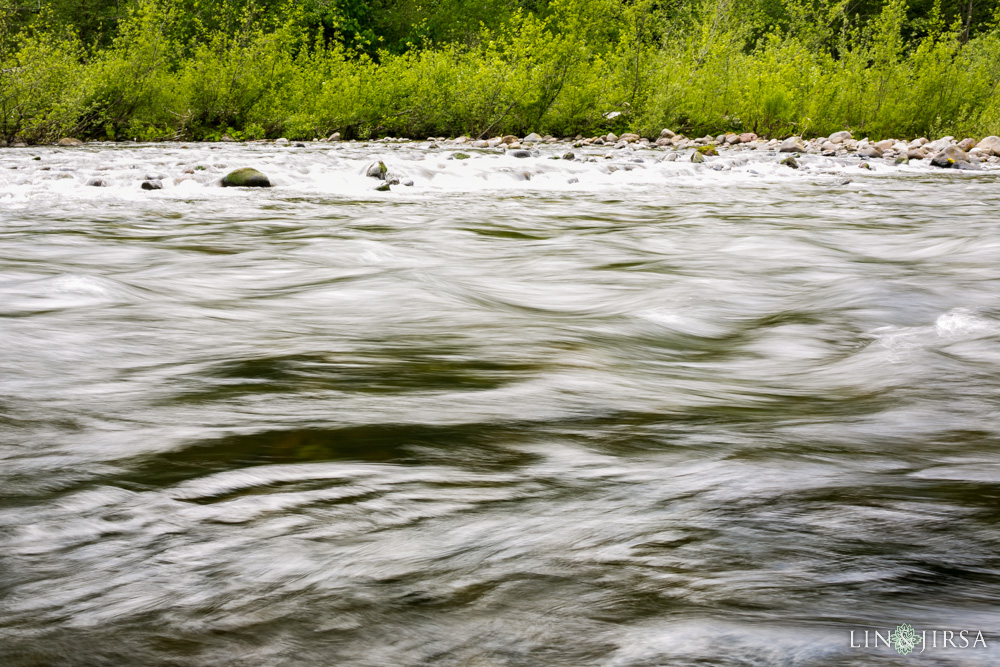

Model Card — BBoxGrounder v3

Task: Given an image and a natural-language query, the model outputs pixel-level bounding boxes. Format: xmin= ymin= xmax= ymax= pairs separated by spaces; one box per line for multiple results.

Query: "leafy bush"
xmin=4 ymin=0 xmax=1000 ymax=142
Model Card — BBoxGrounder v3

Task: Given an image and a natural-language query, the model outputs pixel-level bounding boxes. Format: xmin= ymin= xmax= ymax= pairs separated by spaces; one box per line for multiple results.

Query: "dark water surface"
xmin=1 ymin=143 xmax=999 ymax=665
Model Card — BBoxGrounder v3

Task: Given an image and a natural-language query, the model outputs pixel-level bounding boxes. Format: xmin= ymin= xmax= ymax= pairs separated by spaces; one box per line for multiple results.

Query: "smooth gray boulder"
xmin=779 ymin=137 xmax=804 ymax=152
xmin=930 ymin=145 xmax=968 ymax=168
xmin=828 ymin=131 xmax=852 ymax=144
xmin=975 ymin=136 xmax=1000 ymax=156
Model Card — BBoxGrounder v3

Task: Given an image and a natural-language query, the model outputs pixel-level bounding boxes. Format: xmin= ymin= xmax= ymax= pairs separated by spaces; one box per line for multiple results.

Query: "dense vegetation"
xmin=2 ymin=0 xmax=1000 ymax=142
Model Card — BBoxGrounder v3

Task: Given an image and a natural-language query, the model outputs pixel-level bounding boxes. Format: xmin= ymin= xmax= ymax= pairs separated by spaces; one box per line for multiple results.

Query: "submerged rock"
xmin=780 ymin=156 xmax=799 ymax=169
xmin=562 ymin=152 xmax=575 ymax=160
xmin=141 ymin=180 xmax=163 ymax=190
xmin=221 ymin=168 xmax=271 ymax=187
xmin=86 ymin=178 xmax=106 ymax=187
xmin=453 ymin=153 xmax=470 ymax=160
xmin=510 ymin=149 xmax=532 ymax=158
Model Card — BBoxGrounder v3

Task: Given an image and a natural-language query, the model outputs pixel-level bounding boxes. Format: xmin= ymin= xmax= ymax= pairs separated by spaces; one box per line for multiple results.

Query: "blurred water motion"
xmin=1 ymin=143 xmax=999 ymax=666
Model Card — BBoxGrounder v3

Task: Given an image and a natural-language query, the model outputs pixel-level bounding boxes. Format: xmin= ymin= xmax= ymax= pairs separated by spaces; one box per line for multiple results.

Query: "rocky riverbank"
xmin=3 ymin=130 xmax=996 ymax=201
xmin=9 ymin=129 xmax=997 ymax=170
xmin=317 ymin=130 xmax=1000 ymax=169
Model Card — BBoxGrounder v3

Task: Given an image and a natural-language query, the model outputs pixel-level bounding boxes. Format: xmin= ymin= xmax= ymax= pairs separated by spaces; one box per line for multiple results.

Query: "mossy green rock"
xmin=780 ymin=156 xmax=799 ymax=169
xmin=222 ymin=168 xmax=271 ymax=187
xmin=696 ymin=145 xmax=718 ymax=156
xmin=690 ymin=151 xmax=705 ymax=163
xmin=453 ymin=153 xmax=470 ymax=160
xmin=366 ymin=161 xmax=388 ymax=179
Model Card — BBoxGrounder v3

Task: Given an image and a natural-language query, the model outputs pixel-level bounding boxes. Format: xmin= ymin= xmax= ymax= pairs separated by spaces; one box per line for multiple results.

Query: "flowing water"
xmin=1 ymin=142 xmax=999 ymax=666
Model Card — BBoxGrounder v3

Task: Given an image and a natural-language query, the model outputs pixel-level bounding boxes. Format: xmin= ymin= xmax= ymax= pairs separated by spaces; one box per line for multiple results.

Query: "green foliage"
xmin=0 ymin=18 xmax=84 ymax=142
xmin=4 ymin=0 xmax=1000 ymax=143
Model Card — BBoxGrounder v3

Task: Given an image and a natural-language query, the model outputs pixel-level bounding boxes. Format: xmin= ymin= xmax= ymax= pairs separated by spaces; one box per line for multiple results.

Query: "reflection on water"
xmin=1 ymin=143 xmax=999 ymax=665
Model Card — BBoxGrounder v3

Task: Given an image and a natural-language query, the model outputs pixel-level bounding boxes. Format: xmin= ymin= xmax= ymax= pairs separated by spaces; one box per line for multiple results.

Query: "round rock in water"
xmin=141 ymin=180 xmax=163 ymax=190
xmin=221 ymin=168 xmax=271 ymax=187
xmin=510 ymin=150 xmax=532 ymax=159
xmin=86 ymin=178 xmax=106 ymax=187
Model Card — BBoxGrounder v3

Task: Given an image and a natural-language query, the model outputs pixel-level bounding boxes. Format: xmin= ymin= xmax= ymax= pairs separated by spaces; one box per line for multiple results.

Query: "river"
xmin=1 ymin=142 xmax=999 ymax=665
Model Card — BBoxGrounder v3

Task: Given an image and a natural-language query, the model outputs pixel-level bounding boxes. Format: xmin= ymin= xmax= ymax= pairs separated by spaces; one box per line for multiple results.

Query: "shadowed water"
xmin=1 ymin=142 xmax=999 ymax=665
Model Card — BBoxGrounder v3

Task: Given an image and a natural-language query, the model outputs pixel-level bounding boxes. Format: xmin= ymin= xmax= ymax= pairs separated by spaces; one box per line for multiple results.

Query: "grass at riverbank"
xmin=3 ymin=0 xmax=1000 ymax=144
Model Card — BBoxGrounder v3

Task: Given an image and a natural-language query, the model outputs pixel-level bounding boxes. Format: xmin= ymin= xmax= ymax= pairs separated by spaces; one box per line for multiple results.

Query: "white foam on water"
xmin=3 ymin=142 xmax=986 ymax=209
